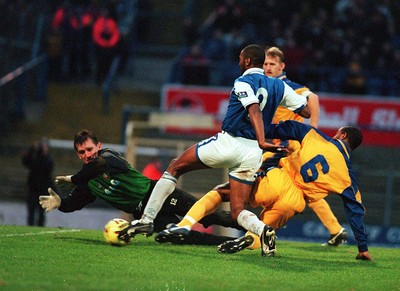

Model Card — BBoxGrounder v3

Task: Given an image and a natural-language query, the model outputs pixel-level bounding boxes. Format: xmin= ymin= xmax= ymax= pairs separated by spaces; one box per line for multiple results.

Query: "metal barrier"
xmin=0 ymin=54 xmax=48 ymax=134
xmin=102 ymin=55 xmax=121 ymax=114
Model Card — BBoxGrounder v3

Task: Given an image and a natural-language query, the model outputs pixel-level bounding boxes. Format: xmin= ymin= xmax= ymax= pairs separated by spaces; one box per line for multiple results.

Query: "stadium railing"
xmin=0 ymin=53 xmax=48 ymax=135
xmin=102 ymin=55 xmax=121 ymax=114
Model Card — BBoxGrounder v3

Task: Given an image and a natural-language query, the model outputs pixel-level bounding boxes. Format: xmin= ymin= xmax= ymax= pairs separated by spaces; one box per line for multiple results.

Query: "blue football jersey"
xmin=221 ymin=68 xmax=307 ymax=139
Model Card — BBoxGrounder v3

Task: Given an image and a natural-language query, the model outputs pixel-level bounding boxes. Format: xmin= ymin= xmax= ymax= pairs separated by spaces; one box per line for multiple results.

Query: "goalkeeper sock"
xmin=178 ymin=190 xmax=222 ymax=229
xmin=142 ymin=172 xmax=177 ymax=223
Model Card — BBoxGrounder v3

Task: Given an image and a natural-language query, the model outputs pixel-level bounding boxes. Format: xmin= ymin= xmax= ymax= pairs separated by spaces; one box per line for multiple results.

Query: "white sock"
xmin=237 ymin=210 xmax=265 ymax=237
xmin=141 ymin=172 xmax=177 ymax=223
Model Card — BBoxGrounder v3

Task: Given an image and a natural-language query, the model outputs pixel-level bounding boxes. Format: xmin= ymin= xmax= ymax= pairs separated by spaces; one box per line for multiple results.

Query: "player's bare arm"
xmin=307 ymin=92 xmax=319 ymax=127
xmin=297 ymin=104 xmax=311 ymax=119
xmin=247 ymin=103 xmax=287 ymax=152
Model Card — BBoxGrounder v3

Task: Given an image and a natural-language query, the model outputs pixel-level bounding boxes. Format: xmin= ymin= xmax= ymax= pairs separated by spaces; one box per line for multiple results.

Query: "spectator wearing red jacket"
xmin=92 ymin=7 xmax=120 ymax=85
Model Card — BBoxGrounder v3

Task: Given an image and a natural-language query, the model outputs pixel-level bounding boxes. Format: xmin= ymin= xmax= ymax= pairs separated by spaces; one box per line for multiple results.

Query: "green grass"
xmin=1 ymin=225 xmax=399 ymax=290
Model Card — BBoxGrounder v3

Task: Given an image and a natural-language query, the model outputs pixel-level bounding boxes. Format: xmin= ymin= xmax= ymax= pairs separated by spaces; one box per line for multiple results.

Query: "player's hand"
xmin=55 ymin=175 xmax=72 ymax=185
xmin=260 ymin=142 xmax=288 ymax=153
xmin=39 ymin=188 xmax=61 ymax=212
xmin=356 ymin=251 xmax=373 ymax=261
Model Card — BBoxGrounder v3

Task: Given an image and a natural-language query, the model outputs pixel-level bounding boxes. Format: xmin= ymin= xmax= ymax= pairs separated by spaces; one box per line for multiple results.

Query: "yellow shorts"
xmin=251 ymin=168 xmax=305 ymax=229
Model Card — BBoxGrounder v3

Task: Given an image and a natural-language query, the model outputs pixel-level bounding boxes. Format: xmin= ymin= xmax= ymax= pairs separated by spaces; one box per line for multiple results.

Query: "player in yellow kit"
xmin=219 ymin=121 xmax=372 ymax=260
xmin=261 ymin=46 xmax=347 ymax=246
xmin=157 ymin=121 xmax=373 ymax=261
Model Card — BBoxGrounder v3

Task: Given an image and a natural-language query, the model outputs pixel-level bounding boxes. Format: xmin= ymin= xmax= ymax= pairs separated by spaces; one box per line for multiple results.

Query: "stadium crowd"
xmin=0 ymin=0 xmax=399 ymax=96
xmin=174 ymin=0 xmax=400 ymax=96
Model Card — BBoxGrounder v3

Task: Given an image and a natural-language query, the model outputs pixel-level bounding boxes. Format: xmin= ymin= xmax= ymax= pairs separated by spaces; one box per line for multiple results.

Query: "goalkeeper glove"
xmin=55 ymin=175 xmax=72 ymax=185
xmin=39 ymin=188 xmax=61 ymax=212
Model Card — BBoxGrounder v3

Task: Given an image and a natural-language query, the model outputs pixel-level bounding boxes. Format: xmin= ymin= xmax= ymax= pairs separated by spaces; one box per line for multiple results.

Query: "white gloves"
xmin=39 ymin=188 xmax=61 ymax=212
xmin=55 ymin=175 xmax=72 ymax=184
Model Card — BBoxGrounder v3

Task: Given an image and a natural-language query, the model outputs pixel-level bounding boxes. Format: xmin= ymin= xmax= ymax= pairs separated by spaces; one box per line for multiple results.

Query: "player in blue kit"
xmin=119 ymin=44 xmax=310 ymax=257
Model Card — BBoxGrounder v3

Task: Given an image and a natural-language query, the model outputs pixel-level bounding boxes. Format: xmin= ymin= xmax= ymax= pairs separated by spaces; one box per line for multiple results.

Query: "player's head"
xmin=74 ymin=129 xmax=102 ymax=164
xmin=333 ymin=126 xmax=363 ymax=150
xmin=264 ymin=46 xmax=285 ymax=78
xmin=239 ymin=44 xmax=265 ymax=73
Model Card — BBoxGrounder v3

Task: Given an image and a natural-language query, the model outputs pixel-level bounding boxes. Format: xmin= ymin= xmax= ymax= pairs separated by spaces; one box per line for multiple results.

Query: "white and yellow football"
xmin=103 ymin=218 xmax=131 ymax=246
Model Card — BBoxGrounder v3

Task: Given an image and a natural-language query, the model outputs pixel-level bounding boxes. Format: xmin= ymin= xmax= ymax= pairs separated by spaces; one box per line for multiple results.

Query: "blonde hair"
xmin=265 ymin=46 xmax=285 ymax=63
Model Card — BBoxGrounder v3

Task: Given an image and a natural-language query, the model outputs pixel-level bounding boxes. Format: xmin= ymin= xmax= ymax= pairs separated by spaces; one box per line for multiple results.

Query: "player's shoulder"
xmin=100 ymin=148 xmax=124 ymax=160
xmin=284 ymin=79 xmax=308 ymax=91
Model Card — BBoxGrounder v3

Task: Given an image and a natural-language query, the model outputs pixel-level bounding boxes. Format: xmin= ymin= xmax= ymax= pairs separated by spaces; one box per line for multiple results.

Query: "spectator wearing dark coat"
xmin=22 ymin=139 xmax=55 ymax=226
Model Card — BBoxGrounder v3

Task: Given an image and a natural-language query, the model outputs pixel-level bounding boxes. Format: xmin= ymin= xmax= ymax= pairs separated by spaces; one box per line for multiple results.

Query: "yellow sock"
xmin=178 ymin=190 xmax=222 ymax=229
xmin=245 ymin=231 xmax=260 ymax=250
xmin=308 ymin=199 xmax=342 ymax=234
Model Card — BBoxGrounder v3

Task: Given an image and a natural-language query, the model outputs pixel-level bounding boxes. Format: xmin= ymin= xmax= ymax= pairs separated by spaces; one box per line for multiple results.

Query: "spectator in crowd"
xmin=342 ymin=58 xmax=367 ymax=95
xmin=50 ymin=1 xmax=94 ymax=81
xmin=200 ymin=0 xmax=248 ymax=61
xmin=203 ymin=28 xmax=228 ymax=60
xmin=22 ymin=138 xmax=55 ymax=227
xmin=92 ymin=7 xmax=120 ymax=85
xmin=181 ymin=43 xmax=210 ymax=85
xmin=133 ymin=0 xmax=153 ymax=44
xmin=175 ymin=0 xmax=399 ymax=96
xmin=182 ymin=0 xmax=201 ymax=46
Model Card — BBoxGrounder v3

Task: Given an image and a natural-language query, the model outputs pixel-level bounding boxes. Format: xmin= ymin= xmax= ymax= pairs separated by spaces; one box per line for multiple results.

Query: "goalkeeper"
xmin=39 ymin=129 xmax=241 ymax=245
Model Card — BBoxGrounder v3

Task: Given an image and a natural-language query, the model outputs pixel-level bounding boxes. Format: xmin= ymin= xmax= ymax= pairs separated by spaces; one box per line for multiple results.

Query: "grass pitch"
xmin=0 ymin=225 xmax=399 ymax=290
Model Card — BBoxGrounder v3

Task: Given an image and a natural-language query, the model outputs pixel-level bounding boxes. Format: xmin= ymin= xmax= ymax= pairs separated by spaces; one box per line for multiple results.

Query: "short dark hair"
xmin=74 ymin=129 xmax=99 ymax=151
xmin=242 ymin=44 xmax=265 ymax=67
xmin=341 ymin=126 xmax=363 ymax=150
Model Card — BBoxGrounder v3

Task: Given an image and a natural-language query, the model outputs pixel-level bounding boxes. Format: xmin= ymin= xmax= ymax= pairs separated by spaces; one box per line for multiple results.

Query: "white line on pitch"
xmin=0 ymin=229 xmax=82 ymax=237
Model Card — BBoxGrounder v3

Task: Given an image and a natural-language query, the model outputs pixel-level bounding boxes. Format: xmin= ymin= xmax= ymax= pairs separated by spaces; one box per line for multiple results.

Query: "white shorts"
xmin=196 ymin=132 xmax=262 ymax=184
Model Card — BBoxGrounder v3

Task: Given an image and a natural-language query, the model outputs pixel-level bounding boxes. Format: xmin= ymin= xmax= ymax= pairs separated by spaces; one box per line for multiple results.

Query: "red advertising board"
xmin=161 ymin=84 xmax=400 ymax=147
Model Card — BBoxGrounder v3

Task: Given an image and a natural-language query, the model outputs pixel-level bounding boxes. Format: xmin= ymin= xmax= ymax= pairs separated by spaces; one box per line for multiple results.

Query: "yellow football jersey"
xmin=268 ymin=120 xmax=368 ymax=252
xmin=272 ymin=74 xmax=310 ymax=124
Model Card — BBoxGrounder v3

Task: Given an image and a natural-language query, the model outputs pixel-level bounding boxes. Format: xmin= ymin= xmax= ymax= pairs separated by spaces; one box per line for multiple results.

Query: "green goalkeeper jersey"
xmin=59 ymin=148 xmax=152 ymax=214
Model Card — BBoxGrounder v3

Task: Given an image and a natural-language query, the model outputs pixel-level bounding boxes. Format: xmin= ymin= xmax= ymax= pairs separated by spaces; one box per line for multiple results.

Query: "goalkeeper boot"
xmin=118 ymin=220 xmax=154 ymax=242
xmin=155 ymin=224 xmax=190 ymax=244
xmin=326 ymin=228 xmax=348 ymax=246
xmin=217 ymin=235 xmax=254 ymax=254
xmin=260 ymin=225 xmax=276 ymax=257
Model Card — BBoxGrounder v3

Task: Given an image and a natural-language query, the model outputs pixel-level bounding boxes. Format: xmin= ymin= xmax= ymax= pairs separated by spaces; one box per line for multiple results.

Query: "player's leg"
xmin=155 ymin=207 xmax=237 ymax=246
xmin=156 ymin=184 xmax=242 ymax=243
xmin=180 ymin=190 xmax=223 ymax=228
xmin=231 ymin=179 xmax=277 ymax=257
xmin=218 ymin=205 xmax=296 ymax=254
xmin=155 ymin=189 xmax=223 ymax=243
xmin=119 ymin=144 xmax=207 ymax=240
xmin=307 ymin=199 xmax=347 ymax=246
xmin=219 ymin=169 xmax=304 ymax=255
xmin=141 ymin=143 xmax=206 ymax=223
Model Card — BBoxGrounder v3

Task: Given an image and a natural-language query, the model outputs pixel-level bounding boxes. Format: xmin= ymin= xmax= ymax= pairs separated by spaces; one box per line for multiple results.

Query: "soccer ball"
xmin=103 ymin=218 xmax=131 ymax=246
